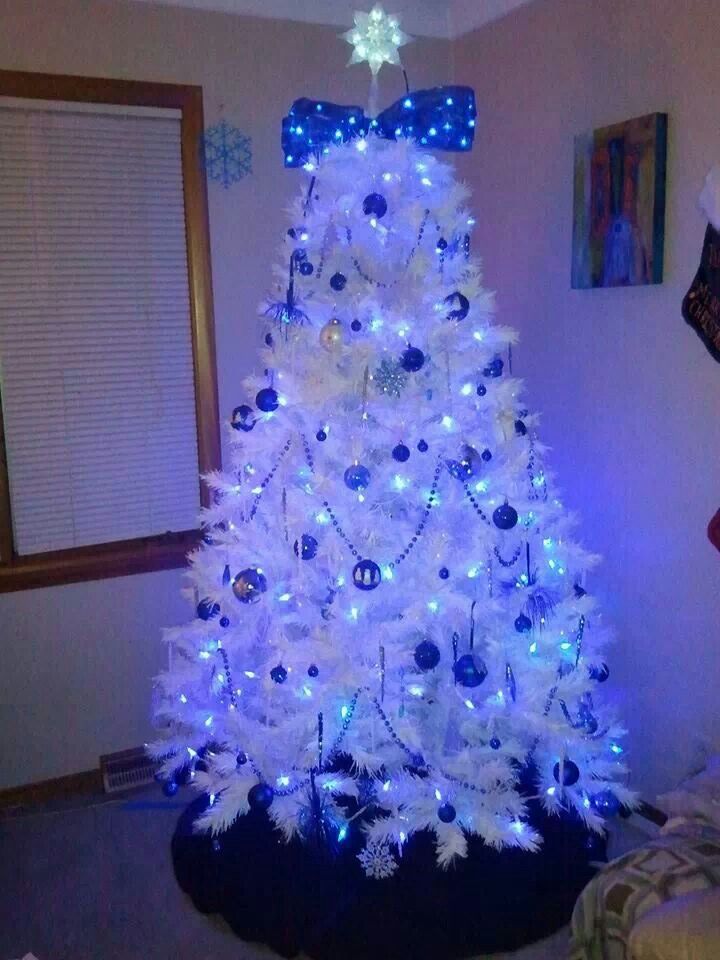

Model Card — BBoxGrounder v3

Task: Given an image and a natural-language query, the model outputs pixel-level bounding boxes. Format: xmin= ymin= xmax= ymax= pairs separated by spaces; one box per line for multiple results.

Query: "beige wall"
xmin=0 ymin=0 xmax=450 ymax=789
xmin=453 ymin=0 xmax=720 ymax=797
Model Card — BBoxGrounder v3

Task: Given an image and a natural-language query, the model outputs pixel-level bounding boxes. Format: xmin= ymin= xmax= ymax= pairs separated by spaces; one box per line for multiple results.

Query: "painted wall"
xmin=0 ymin=0 xmax=450 ymax=789
xmin=453 ymin=0 xmax=720 ymax=798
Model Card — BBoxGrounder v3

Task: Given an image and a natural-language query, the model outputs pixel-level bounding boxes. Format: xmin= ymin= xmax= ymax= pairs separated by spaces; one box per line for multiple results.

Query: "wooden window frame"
xmin=0 ymin=70 xmax=220 ymax=592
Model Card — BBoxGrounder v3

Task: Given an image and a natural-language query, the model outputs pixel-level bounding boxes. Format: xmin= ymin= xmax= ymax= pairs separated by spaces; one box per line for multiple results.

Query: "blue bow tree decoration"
xmin=282 ymin=86 xmax=476 ymax=168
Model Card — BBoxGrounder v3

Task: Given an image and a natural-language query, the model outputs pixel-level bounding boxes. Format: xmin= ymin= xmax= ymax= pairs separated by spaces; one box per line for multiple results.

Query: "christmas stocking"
xmin=709 ymin=508 xmax=720 ymax=554
xmin=682 ymin=222 xmax=720 ymax=363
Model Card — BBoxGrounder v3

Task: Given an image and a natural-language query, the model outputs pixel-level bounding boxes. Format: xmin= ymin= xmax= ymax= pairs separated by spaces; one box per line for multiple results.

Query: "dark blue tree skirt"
xmin=171 ymin=790 xmax=604 ymax=959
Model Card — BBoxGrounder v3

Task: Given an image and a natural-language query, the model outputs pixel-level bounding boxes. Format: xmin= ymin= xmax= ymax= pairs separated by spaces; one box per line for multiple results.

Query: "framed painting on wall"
xmin=571 ymin=112 xmax=667 ymax=289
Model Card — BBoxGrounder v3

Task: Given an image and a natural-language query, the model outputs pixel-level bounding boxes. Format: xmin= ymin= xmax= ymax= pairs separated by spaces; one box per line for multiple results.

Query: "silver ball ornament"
xmin=319 ymin=318 xmax=343 ymax=351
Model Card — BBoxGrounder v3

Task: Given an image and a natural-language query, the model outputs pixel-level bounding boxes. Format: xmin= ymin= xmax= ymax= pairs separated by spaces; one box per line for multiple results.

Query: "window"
xmin=0 ymin=71 xmax=219 ymax=591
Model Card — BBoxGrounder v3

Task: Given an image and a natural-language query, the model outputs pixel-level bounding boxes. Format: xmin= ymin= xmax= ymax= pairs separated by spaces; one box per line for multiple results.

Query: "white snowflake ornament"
xmin=342 ymin=6 xmax=411 ymax=76
xmin=357 ymin=840 xmax=399 ymax=879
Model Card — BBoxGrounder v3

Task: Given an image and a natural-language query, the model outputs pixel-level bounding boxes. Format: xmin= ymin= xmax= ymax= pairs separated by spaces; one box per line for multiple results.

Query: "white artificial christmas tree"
xmin=150 ymin=94 xmax=634 ymax=873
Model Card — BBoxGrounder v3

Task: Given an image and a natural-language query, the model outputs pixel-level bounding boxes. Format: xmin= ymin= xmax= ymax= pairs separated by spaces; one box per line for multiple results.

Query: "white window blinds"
xmin=0 ymin=101 xmax=201 ymax=557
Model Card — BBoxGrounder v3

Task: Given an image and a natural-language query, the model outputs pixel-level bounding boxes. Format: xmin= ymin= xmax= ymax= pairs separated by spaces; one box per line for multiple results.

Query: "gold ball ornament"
xmin=319 ymin=318 xmax=343 ymax=351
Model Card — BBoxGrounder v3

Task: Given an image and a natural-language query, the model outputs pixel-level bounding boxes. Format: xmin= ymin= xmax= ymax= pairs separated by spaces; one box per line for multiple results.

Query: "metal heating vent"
xmin=100 ymin=747 xmax=158 ymax=794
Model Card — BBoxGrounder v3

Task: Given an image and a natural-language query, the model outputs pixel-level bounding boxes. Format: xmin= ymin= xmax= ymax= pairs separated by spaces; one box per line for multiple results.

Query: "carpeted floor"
xmin=0 ymin=786 xmax=570 ymax=960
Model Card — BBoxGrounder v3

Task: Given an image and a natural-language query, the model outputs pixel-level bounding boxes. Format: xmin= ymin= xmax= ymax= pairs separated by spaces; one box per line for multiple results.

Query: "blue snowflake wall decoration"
xmin=201 ymin=119 xmax=252 ymax=189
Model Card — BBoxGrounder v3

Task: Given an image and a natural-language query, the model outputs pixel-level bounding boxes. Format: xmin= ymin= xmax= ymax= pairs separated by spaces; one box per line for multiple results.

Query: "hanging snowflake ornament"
xmin=357 ymin=840 xmax=399 ymax=879
xmin=373 ymin=357 xmax=408 ymax=397
xmin=342 ymin=5 xmax=411 ymax=76
xmin=202 ymin=118 xmax=252 ymax=189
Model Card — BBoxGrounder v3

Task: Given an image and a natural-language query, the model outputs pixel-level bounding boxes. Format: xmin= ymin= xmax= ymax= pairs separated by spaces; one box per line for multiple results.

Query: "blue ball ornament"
xmin=481 ymin=449 xmax=492 ymax=462
xmin=515 ymin=419 xmax=527 ymax=436
xmin=592 ymin=789 xmax=621 ymax=818
xmin=400 ymin=346 xmax=425 ymax=372
xmin=316 ymin=429 xmax=327 ymax=442
xmin=483 ymin=356 xmax=504 ymax=378
xmin=414 ymin=640 xmax=440 ymax=671
xmin=417 ymin=439 xmax=428 ymax=452
xmin=330 ymin=272 xmax=347 ymax=292
xmin=307 ymin=664 xmax=319 ymax=678
xmin=197 ymin=598 xmax=220 ymax=621
xmin=437 ymin=802 xmax=456 ymax=823
xmin=352 ymin=558 xmax=382 ymax=591
xmin=220 ymin=616 xmax=230 ymax=628
xmin=392 ymin=443 xmax=410 ymax=462
xmin=248 ymin=782 xmax=274 ymax=811
xmin=489 ymin=737 xmax=501 ymax=750
xmin=299 ymin=261 xmax=314 ymax=276
xmin=294 ymin=534 xmax=318 ymax=560
xmin=351 ymin=319 xmax=362 ymax=332
xmin=232 ymin=568 xmax=268 ymax=604
xmin=236 ymin=752 xmax=248 ymax=766
xmin=553 ymin=759 xmax=580 ymax=786
xmin=454 ymin=653 xmax=488 ymax=688
xmin=436 ymin=237 xmax=448 ymax=252
xmin=162 ymin=780 xmax=179 ymax=797
xmin=265 ymin=332 xmax=274 ymax=347
xmin=438 ymin=567 xmax=450 ymax=579
xmin=270 ymin=664 xmax=288 ymax=684
xmin=514 ymin=613 xmax=532 ymax=633
xmin=493 ymin=502 xmax=519 ymax=530
xmin=362 ymin=192 xmax=387 ymax=218
xmin=255 ymin=387 xmax=279 ymax=412
xmin=231 ymin=404 xmax=256 ymax=432
xmin=589 ymin=662 xmax=610 ymax=683
xmin=476 ymin=384 xmax=487 ymax=397
xmin=344 ymin=463 xmax=371 ymax=490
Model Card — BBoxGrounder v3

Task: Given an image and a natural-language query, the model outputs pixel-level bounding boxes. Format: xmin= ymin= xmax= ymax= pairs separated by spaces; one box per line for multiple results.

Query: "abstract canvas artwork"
xmin=572 ymin=113 xmax=667 ymax=289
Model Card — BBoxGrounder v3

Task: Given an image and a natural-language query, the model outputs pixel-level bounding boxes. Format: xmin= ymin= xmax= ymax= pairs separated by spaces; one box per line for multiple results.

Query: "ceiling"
xmin=128 ymin=0 xmax=536 ymax=39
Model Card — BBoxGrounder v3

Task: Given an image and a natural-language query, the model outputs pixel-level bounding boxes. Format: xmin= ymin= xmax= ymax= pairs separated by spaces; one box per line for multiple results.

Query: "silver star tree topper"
xmin=342 ymin=5 xmax=411 ymax=76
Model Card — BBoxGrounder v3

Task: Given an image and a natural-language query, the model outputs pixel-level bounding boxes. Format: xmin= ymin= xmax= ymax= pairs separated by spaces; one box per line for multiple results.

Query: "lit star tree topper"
xmin=342 ymin=5 xmax=411 ymax=76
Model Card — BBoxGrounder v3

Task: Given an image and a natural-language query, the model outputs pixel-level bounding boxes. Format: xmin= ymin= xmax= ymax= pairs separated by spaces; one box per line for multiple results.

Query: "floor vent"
xmin=100 ymin=747 xmax=158 ymax=794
